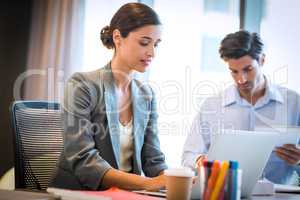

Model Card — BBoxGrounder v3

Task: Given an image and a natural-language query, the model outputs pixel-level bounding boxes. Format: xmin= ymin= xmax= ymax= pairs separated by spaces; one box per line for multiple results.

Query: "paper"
xmin=252 ymin=180 xmax=274 ymax=196
xmin=255 ymin=126 xmax=300 ymax=147
xmin=277 ymin=132 xmax=300 ymax=147
xmin=47 ymin=187 xmax=111 ymax=200
xmin=275 ymin=184 xmax=300 ymax=193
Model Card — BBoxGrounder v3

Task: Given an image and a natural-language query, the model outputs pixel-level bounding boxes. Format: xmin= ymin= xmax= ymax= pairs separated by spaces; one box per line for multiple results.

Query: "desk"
xmin=0 ymin=189 xmax=54 ymax=200
xmin=0 ymin=189 xmax=300 ymax=200
xmin=249 ymin=193 xmax=300 ymax=200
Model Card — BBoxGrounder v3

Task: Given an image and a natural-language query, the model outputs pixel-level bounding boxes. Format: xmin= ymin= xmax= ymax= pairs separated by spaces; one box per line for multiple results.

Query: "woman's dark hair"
xmin=100 ymin=3 xmax=161 ymax=49
xmin=219 ymin=30 xmax=264 ymax=61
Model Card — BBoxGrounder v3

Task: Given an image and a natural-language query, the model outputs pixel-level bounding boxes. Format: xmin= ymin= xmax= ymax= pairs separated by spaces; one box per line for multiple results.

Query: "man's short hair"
xmin=219 ymin=30 xmax=264 ymax=61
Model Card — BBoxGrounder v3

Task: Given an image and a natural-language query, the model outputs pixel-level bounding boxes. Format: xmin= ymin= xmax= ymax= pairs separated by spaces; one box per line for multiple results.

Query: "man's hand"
xmin=195 ymin=155 xmax=208 ymax=169
xmin=275 ymin=144 xmax=300 ymax=165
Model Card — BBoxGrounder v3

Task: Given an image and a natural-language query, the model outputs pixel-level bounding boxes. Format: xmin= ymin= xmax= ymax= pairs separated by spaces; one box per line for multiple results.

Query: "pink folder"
xmin=83 ymin=187 xmax=164 ymax=200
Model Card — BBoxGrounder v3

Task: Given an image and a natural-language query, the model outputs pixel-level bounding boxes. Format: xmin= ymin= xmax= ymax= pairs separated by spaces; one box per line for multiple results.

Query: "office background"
xmin=1 ymin=0 xmax=300 ymax=178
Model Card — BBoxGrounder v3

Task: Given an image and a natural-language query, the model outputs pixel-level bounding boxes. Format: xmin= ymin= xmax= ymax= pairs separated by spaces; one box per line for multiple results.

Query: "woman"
xmin=50 ymin=3 xmax=167 ymax=191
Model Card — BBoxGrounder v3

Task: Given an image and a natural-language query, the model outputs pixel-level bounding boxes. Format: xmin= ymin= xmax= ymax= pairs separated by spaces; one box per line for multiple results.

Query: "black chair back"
xmin=11 ymin=101 xmax=63 ymax=190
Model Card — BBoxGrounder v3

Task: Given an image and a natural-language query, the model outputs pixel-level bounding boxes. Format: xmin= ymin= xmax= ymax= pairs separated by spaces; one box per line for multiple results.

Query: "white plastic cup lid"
xmin=164 ymin=168 xmax=194 ymax=177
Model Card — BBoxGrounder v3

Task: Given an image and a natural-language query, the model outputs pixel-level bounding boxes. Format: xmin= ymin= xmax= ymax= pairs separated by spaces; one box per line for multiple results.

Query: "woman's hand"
xmin=143 ymin=175 xmax=166 ymax=191
xmin=102 ymin=169 xmax=166 ymax=191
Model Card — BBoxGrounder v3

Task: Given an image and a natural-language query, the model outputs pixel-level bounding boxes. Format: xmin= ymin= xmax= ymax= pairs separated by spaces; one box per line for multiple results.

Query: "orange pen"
xmin=203 ymin=160 xmax=221 ymax=200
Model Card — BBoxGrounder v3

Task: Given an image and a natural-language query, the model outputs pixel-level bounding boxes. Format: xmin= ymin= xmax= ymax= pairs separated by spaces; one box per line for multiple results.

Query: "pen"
xmin=210 ymin=161 xmax=229 ymax=200
xmin=203 ymin=160 xmax=220 ymax=200
xmin=230 ymin=161 xmax=239 ymax=200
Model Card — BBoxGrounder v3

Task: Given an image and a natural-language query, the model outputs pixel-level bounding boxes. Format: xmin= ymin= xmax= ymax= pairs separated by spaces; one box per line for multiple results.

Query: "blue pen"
xmin=230 ymin=161 xmax=239 ymax=200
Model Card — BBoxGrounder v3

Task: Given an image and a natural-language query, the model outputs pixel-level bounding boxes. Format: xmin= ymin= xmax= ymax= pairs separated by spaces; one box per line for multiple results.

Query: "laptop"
xmin=191 ymin=129 xmax=279 ymax=199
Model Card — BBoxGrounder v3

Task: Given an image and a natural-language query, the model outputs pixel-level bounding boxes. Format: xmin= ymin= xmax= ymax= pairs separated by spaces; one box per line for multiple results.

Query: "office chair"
xmin=11 ymin=101 xmax=63 ymax=191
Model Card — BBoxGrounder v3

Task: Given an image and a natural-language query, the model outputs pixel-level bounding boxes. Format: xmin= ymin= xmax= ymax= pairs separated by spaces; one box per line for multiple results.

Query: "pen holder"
xmin=198 ymin=160 xmax=242 ymax=200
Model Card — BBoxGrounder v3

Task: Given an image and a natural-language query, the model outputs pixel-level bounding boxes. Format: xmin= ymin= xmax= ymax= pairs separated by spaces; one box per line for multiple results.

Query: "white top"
xmin=119 ymin=118 xmax=134 ymax=172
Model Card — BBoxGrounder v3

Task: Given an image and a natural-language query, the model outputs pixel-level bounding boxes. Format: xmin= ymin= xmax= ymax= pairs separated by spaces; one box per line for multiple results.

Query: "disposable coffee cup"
xmin=164 ymin=168 xmax=194 ymax=200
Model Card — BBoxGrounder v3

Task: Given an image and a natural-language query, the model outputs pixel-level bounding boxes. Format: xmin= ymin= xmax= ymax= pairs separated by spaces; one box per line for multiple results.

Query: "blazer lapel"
xmin=102 ymin=64 xmax=151 ymax=172
xmin=103 ymin=64 xmax=120 ymax=168
xmin=131 ymin=80 xmax=150 ymax=171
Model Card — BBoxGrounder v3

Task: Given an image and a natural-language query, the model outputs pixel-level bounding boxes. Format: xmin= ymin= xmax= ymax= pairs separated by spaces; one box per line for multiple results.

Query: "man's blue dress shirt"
xmin=182 ymin=80 xmax=300 ymax=184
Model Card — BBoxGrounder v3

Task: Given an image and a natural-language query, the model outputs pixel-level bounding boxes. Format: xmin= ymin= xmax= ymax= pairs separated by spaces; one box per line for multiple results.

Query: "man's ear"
xmin=112 ymin=29 xmax=122 ymax=48
xmin=259 ymin=53 xmax=266 ymax=66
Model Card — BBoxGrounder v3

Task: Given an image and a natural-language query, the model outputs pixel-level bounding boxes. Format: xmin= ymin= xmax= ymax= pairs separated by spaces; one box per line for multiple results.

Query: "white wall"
xmin=82 ymin=0 xmax=134 ymax=71
xmin=151 ymin=0 xmax=239 ymax=167
xmin=261 ymin=0 xmax=300 ymax=93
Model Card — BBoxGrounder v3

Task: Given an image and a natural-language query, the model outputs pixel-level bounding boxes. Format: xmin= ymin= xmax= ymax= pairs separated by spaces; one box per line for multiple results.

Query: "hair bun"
xmin=100 ymin=25 xmax=114 ymax=49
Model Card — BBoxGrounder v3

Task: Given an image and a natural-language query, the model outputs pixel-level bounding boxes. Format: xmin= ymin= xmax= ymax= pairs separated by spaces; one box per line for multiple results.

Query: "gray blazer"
xmin=50 ymin=63 xmax=167 ymax=190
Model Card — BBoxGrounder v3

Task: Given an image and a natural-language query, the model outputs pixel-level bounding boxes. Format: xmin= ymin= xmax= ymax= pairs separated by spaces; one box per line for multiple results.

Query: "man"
xmin=182 ymin=30 xmax=300 ymax=184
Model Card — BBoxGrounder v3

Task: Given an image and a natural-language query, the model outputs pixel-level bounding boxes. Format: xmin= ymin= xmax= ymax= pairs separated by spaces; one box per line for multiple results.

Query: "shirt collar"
xmin=263 ymin=78 xmax=284 ymax=104
xmin=222 ymin=85 xmax=240 ymax=107
xmin=222 ymin=77 xmax=284 ymax=107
